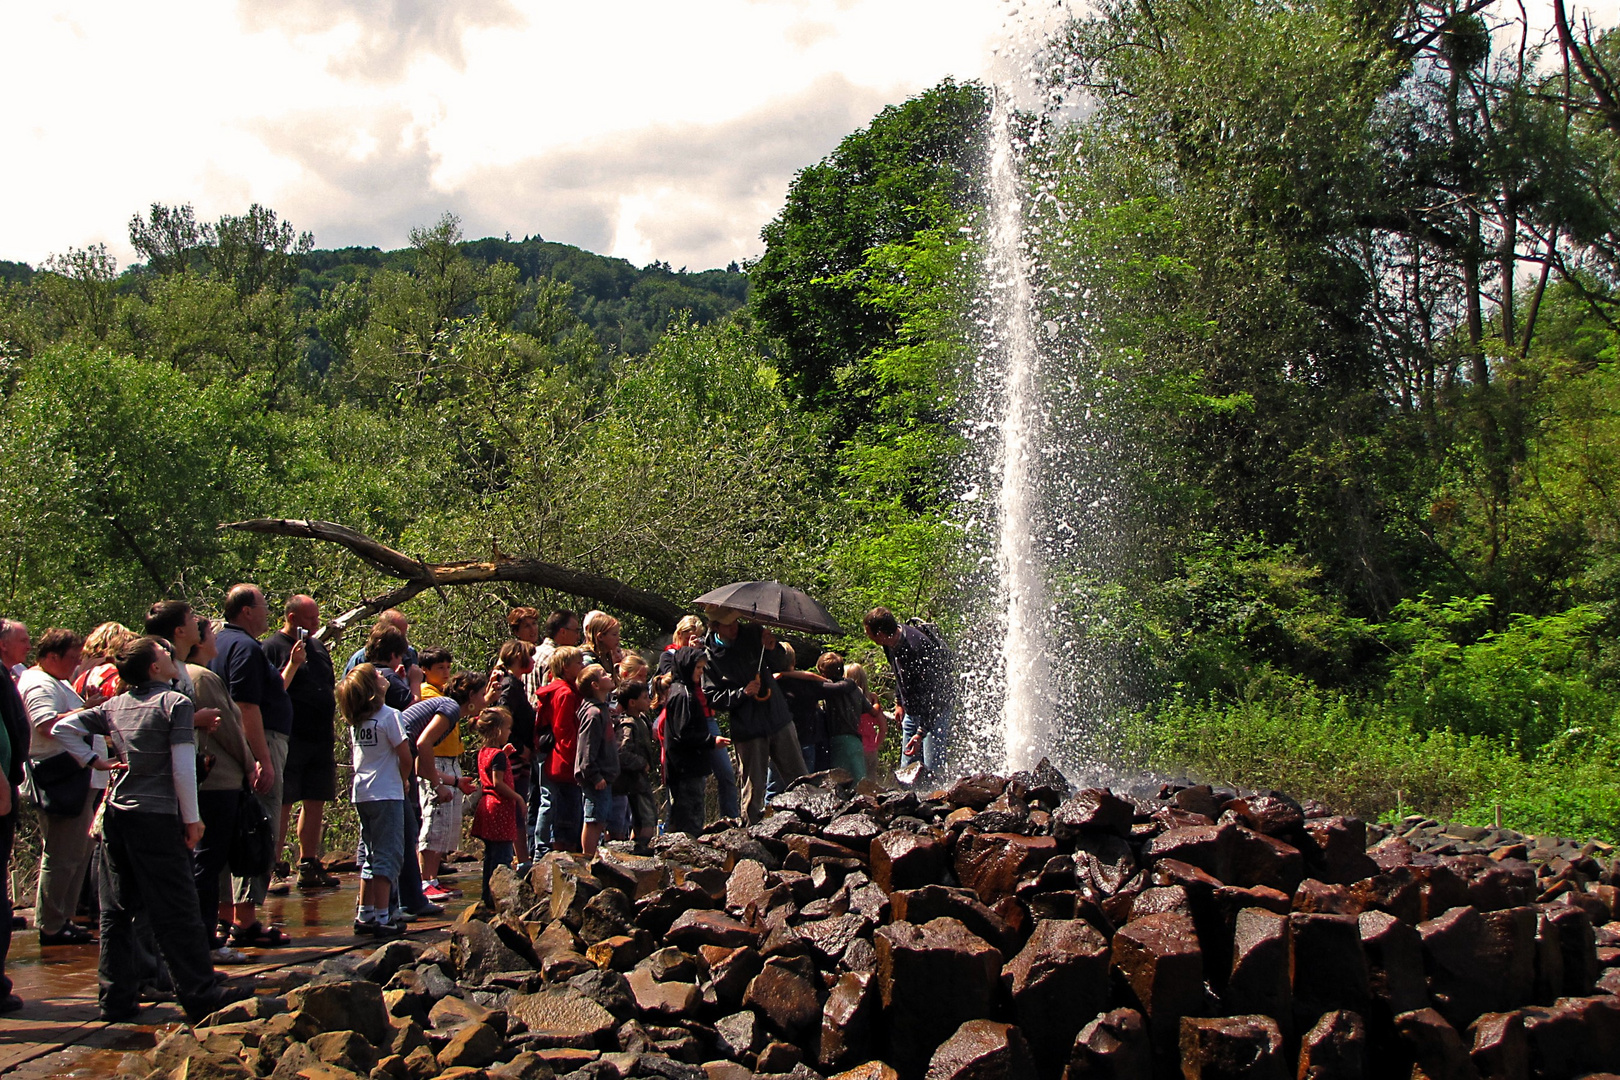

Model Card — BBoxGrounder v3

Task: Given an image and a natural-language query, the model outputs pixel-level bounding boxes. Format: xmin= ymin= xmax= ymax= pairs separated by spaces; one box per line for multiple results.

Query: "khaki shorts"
xmin=419 ymin=757 xmax=463 ymax=854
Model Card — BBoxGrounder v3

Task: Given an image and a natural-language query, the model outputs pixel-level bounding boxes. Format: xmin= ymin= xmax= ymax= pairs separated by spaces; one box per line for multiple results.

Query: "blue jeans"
xmin=581 ymin=785 xmax=613 ymax=825
xmin=709 ymin=720 xmax=739 ymax=819
xmin=902 ymin=708 xmax=952 ymax=775
xmin=482 ymin=840 xmax=515 ymax=906
xmin=528 ymin=760 xmax=550 ymax=856
xmin=543 ymin=778 xmax=583 ymax=852
xmin=396 ymin=794 xmax=427 ymax=912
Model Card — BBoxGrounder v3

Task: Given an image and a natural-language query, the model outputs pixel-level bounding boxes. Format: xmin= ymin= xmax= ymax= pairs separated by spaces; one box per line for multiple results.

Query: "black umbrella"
xmin=691 ymin=579 xmax=843 ymax=636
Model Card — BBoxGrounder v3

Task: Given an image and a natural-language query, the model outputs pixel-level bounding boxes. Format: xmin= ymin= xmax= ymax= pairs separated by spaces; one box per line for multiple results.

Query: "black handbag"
xmin=24 ymin=751 xmax=92 ymax=817
xmin=228 ymin=785 xmax=274 ymax=877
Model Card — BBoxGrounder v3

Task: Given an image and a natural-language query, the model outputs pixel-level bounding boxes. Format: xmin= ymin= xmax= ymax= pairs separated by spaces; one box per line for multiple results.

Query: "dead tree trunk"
xmin=220 ymin=518 xmax=686 ymax=638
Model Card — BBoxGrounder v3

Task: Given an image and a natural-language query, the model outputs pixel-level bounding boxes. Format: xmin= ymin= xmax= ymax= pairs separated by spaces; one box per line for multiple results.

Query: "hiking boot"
xmin=267 ymin=861 xmax=291 ymax=896
xmin=296 ymin=857 xmax=340 ymax=889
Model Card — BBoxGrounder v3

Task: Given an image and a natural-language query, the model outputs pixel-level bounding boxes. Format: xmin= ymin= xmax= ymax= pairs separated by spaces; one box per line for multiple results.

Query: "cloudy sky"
xmin=6 ymin=1 xmax=1614 ymax=273
xmin=2 ymin=0 xmax=1057 ymax=272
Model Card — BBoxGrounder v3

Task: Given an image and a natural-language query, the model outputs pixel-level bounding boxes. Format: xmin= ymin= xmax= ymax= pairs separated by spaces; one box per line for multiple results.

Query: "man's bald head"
xmin=381 ymin=608 xmax=410 ymax=637
xmin=285 ymin=594 xmax=319 ymax=634
xmin=224 ymin=583 xmax=268 ymax=636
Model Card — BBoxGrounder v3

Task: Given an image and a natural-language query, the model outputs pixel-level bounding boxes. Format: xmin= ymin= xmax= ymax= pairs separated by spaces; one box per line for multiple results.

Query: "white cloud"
xmin=0 ymin=0 xmax=1024 ymax=270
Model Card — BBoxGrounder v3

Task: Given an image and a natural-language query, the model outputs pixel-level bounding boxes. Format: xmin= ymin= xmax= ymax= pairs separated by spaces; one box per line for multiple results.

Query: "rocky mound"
xmin=118 ymin=766 xmax=1620 ymax=1080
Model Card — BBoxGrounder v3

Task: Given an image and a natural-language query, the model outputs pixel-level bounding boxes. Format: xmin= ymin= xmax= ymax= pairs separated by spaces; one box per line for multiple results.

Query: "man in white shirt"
xmin=17 ymin=628 xmax=92 ymax=945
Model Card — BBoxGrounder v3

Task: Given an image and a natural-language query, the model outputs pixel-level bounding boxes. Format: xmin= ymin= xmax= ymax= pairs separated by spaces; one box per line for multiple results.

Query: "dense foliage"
xmin=6 ymin=0 xmax=1620 ymax=840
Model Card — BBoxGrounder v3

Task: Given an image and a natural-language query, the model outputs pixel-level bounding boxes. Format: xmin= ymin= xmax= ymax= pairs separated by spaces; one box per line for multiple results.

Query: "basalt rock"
xmin=1063 ymin=1007 xmax=1150 ymax=1080
xmin=1177 ymin=1014 xmax=1287 ymax=1080
xmin=923 ymin=1020 xmax=1035 ymax=1080
xmin=1297 ymin=1010 xmax=1366 ymax=1080
xmin=1111 ymin=912 xmax=1205 ymax=1042
xmin=1002 ymin=918 xmax=1110 ymax=1075
xmin=875 ymin=918 xmax=1003 ymax=1079
xmin=870 ymin=831 xmax=948 ymax=894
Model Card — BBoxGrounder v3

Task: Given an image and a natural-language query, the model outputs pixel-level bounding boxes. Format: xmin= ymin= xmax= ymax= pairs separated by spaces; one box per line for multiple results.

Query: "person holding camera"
xmin=263 ymin=595 xmax=339 ymax=891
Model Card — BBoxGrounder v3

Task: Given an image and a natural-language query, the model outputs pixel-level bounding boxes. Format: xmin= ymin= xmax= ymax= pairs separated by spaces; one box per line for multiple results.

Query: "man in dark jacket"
xmin=0 ymin=656 xmax=30 ymax=1011
xmin=702 ymin=613 xmax=805 ymax=824
xmin=864 ymin=607 xmax=955 ymax=774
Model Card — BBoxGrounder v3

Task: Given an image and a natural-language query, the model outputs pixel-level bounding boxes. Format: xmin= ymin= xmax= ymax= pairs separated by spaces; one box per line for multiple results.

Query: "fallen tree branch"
xmin=220 ymin=518 xmax=687 ymax=637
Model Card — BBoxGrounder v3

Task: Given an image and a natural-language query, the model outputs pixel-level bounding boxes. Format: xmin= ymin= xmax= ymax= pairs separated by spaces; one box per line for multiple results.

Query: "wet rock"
xmin=705 ymin=946 xmax=766 ymax=1007
xmin=582 ymin=889 xmax=639 ymax=946
xmin=923 ymin=1020 xmax=1034 ymax=1080
xmin=1291 ymin=913 xmax=1371 ymax=1033
xmin=874 ymin=918 xmax=1003 ymax=1079
xmin=454 ymin=919 xmax=533 ymax=984
xmin=1222 ymin=908 xmax=1290 ymax=1023
xmin=1142 ymin=824 xmax=1232 ymax=882
xmin=1227 ymin=826 xmax=1305 ymax=894
xmin=1467 ymin=1012 xmax=1527 ymax=1080
xmin=288 ymin=980 xmax=393 ymax=1046
xmin=818 ymin=971 xmax=877 ymax=1072
xmin=1073 ymin=834 xmax=1136 ymax=897
xmin=588 ymin=935 xmax=654 ymax=972
xmin=870 ymin=831 xmax=948 ymax=894
xmin=797 ymin=914 xmax=871 ymax=967
xmin=743 ymin=957 xmax=823 ymax=1035
xmin=1297 ymin=1010 xmax=1366 ymax=1080
xmin=1539 ymin=903 xmax=1598 ymax=995
xmin=755 ymin=1041 xmax=802 ymax=1073
xmin=501 ymin=992 xmax=601 ymax=1046
xmin=1062 ymin=1007 xmax=1150 ymax=1080
xmin=943 ymin=775 xmax=1006 ymax=811
xmin=626 ymin=968 xmax=700 ymax=1020
xmin=889 ymin=886 xmax=1015 ymax=956
xmin=1393 ymin=1008 xmax=1480 ymax=1080
xmin=639 ymin=946 xmax=698 ymax=983
xmin=727 ymin=861 xmax=773 ymax=915
xmin=1350 ymin=867 xmax=1423 ymax=924
xmin=1002 ymin=918 xmax=1110 ymax=1076
xmin=1302 ymin=818 xmax=1379 ymax=886
xmin=1480 ymin=907 xmax=1538 ymax=1012
xmin=953 ymin=833 xmax=1057 ymax=905
xmin=356 ymin=940 xmax=423 ymax=985
xmin=1294 ymin=879 xmax=1358 ymax=916
xmin=1221 ymin=792 xmax=1304 ymax=838
xmin=715 ymin=1010 xmax=764 ymax=1063
xmin=1355 ymin=910 xmax=1428 ymax=1027
xmin=667 ymin=910 xmax=761 ymax=950
xmin=1177 ymin=1014 xmax=1287 ymax=1079
xmin=1111 ymin=912 xmax=1204 ymax=1041
xmin=1419 ymin=906 xmax=1492 ymax=1028
xmin=1051 ymin=789 xmax=1135 ymax=840
xmin=552 ymin=862 xmax=605 ymax=927
xmin=824 ymin=815 xmax=885 ymax=849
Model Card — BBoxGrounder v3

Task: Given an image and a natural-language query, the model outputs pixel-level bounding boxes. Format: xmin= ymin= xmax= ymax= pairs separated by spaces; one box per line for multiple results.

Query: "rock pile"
xmin=117 ymin=766 xmax=1620 ymax=1080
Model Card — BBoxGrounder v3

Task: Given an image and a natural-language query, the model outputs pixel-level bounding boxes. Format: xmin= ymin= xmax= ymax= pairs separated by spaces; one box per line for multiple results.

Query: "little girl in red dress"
xmin=471 ymin=707 xmax=526 ymax=907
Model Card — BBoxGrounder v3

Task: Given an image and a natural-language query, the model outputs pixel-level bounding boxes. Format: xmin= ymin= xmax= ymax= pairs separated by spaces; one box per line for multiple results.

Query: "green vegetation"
xmin=7 ymin=0 xmax=1620 ymax=840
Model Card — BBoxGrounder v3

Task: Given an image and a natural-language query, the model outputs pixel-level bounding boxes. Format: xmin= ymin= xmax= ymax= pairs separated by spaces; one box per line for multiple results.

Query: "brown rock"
xmin=727 ymin=860 xmax=773 ymax=914
xmin=1357 ymin=909 xmax=1428 ymax=1017
xmin=706 ymin=946 xmax=765 ymax=1007
xmin=1294 ymin=879 xmax=1358 ymax=916
xmin=287 ymin=981 xmax=392 ymax=1046
xmin=586 ymin=934 xmax=653 ymax=971
xmin=1539 ymin=903 xmax=1598 ymax=996
xmin=1297 ymin=1010 xmax=1365 ymax=1080
xmin=1467 ymin=1012 xmax=1527 ymax=1080
xmin=1350 ymin=868 xmax=1423 ymax=925
xmin=1222 ymin=793 xmax=1304 ymax=838
xmin=944 ymin=775 xmax=1007 ymax=810
xmin=824 ymin=814 xmax=886 ymax=849
xmin=1002 ymin=919 xmax=1110 ymax=1076
xmin=488 ymin=1052 xmax=555 ymax=1080
xmin=507 ymin=988 xmax=617 ymax=1048
xmin=1178 ymin=1015 xmax=1286 ymax=1079
xmin=756 ymin=1041 xmax=802 ymax=1073
xmin=1227 ymin=827 xmax=1304 ymax=894
xmin=797 ymin=914 xmax=871 ymax=967
xmin=923 ymin=1020 xmax=1034 ymax=1080
xmin=870 ymin=831 xmax=948 ymax=894
xmin=875 ymin=918 xmax=1004 ymax=1078
xmin=1074 ymin=834 xmax=1137 ymax=896
xmin=953 ymin=833 xmax=1057 ymax=905
xmin=1051 ymin=789 xmax=1135 ymax=840
xmin=819 ymin=971 xmax=878 ymax=1071
xmin=1141 ymin=825 xmax=1232 ymax=882
xmin=1291 ymin=913 xmax=1371 ymax=1033
xmin=666 ymin=909 xmax=761 ymax=950
xmin=1480 ymin=907 xmax=1538 ymax=1012
xmin=830 ymin=1063 xmax=899 ymax=1080
xmin=889 ymin=886 xmax=1016 ymax=956
xmin=592 ymin=850 xmax=671 ymax=901
xmin=1111 ymin=913 xmax=1204 ymax=1041
xmin=1395 ymin=1007 xmax=1481 ymax=1080
xmin=743 ymin=957 xmax=822 ymax=1035
xmin=452 ymin=919 xmax=532 ymax=983
xmin=1419 ymin=906 xmax=1492 ymax=1028
xmin=1062 ymin=1007 xmax=1149 ymax=1080
xmin=1301 ymin=818 xmax=1378 ymax=886
xmin=625 ymin=968 xmax=700 ymax=1019
xmin=436 ymin=1022 xmax=502 ymax=1070
xmin=1223 ymin=908 xmax=1290 ymax=1024
xmin=429 ymin=995 xmax=497 ymax=1033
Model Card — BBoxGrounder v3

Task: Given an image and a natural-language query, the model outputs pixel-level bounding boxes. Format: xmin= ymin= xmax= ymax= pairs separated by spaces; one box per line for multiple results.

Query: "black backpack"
xmin=906 ymin=617 xmax=955 ymax=676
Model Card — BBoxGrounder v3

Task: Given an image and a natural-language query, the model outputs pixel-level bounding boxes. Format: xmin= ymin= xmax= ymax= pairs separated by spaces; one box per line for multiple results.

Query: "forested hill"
xmin=299 ymin=235 xmax=747 ymax=356
xmin=1 ymin=231 xmax=747 ymax=358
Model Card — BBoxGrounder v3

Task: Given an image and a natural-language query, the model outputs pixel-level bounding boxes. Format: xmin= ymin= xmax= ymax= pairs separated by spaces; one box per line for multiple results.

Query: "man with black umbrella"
xmin=701 ymin=608 xmax=804 ymax=825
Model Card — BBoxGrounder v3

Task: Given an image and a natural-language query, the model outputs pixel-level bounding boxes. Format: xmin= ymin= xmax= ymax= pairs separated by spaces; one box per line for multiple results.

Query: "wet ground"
xmin=0 ymin=862 xmax=470 ymax=1077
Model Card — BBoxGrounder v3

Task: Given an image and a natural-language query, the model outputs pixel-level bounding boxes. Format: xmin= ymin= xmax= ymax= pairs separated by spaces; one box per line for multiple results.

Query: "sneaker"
xmin=392 ymin=909 xmax=416 ymax=924
xmin=352 ymin=918 xmax=379 ymax=936
xmin=370 ymin=920 xmax=405 ymax=940
xmin=211 ymin=946 xmax=250 ymax=965
xmin=267 ymin=861 xmax=291 ymax=896
xmin=421 ymin=882 xmax=455 ymax=902
xmin=296 ymin=857 xmax=340 ymax=890
xmin=99 ymin=1001 xmax=144 ymax=1023
xmin=404 ymin=901 xmax=445 ymax=919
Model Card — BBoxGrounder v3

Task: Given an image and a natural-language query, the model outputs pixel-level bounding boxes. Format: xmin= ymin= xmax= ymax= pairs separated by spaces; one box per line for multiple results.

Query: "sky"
xmin=0 ymin=0 xmax=1049 ymax=273
xmin=4 ymin=1 xmax=1615 ymax=274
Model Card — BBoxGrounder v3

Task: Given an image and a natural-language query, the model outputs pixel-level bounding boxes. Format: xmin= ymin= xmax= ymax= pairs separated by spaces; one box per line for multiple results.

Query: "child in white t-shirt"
xmin=339 ymin=663 xmax=413 ymax=938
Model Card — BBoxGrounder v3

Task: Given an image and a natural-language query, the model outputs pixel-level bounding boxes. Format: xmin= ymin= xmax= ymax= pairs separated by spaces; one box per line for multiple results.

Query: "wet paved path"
xmin=0 ymin=864 xmax=470 ymax=1078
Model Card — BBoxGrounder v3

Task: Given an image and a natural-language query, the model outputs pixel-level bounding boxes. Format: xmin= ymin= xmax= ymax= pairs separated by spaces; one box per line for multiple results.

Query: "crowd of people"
xmin=0 ymin=588 xmax=953 ymax=1025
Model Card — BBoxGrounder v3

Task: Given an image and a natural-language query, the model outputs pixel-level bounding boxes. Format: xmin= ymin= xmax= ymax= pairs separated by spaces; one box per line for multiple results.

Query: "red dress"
xmin=472 ymin=747 xmax=518 ymax=841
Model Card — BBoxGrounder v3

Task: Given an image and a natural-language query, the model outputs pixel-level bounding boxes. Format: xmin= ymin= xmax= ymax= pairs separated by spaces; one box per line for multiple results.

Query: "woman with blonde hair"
xmin=580 ymin=611 xmax=622 ymax=671
xmin=73 ymin=622 xmax=137 ymax=705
